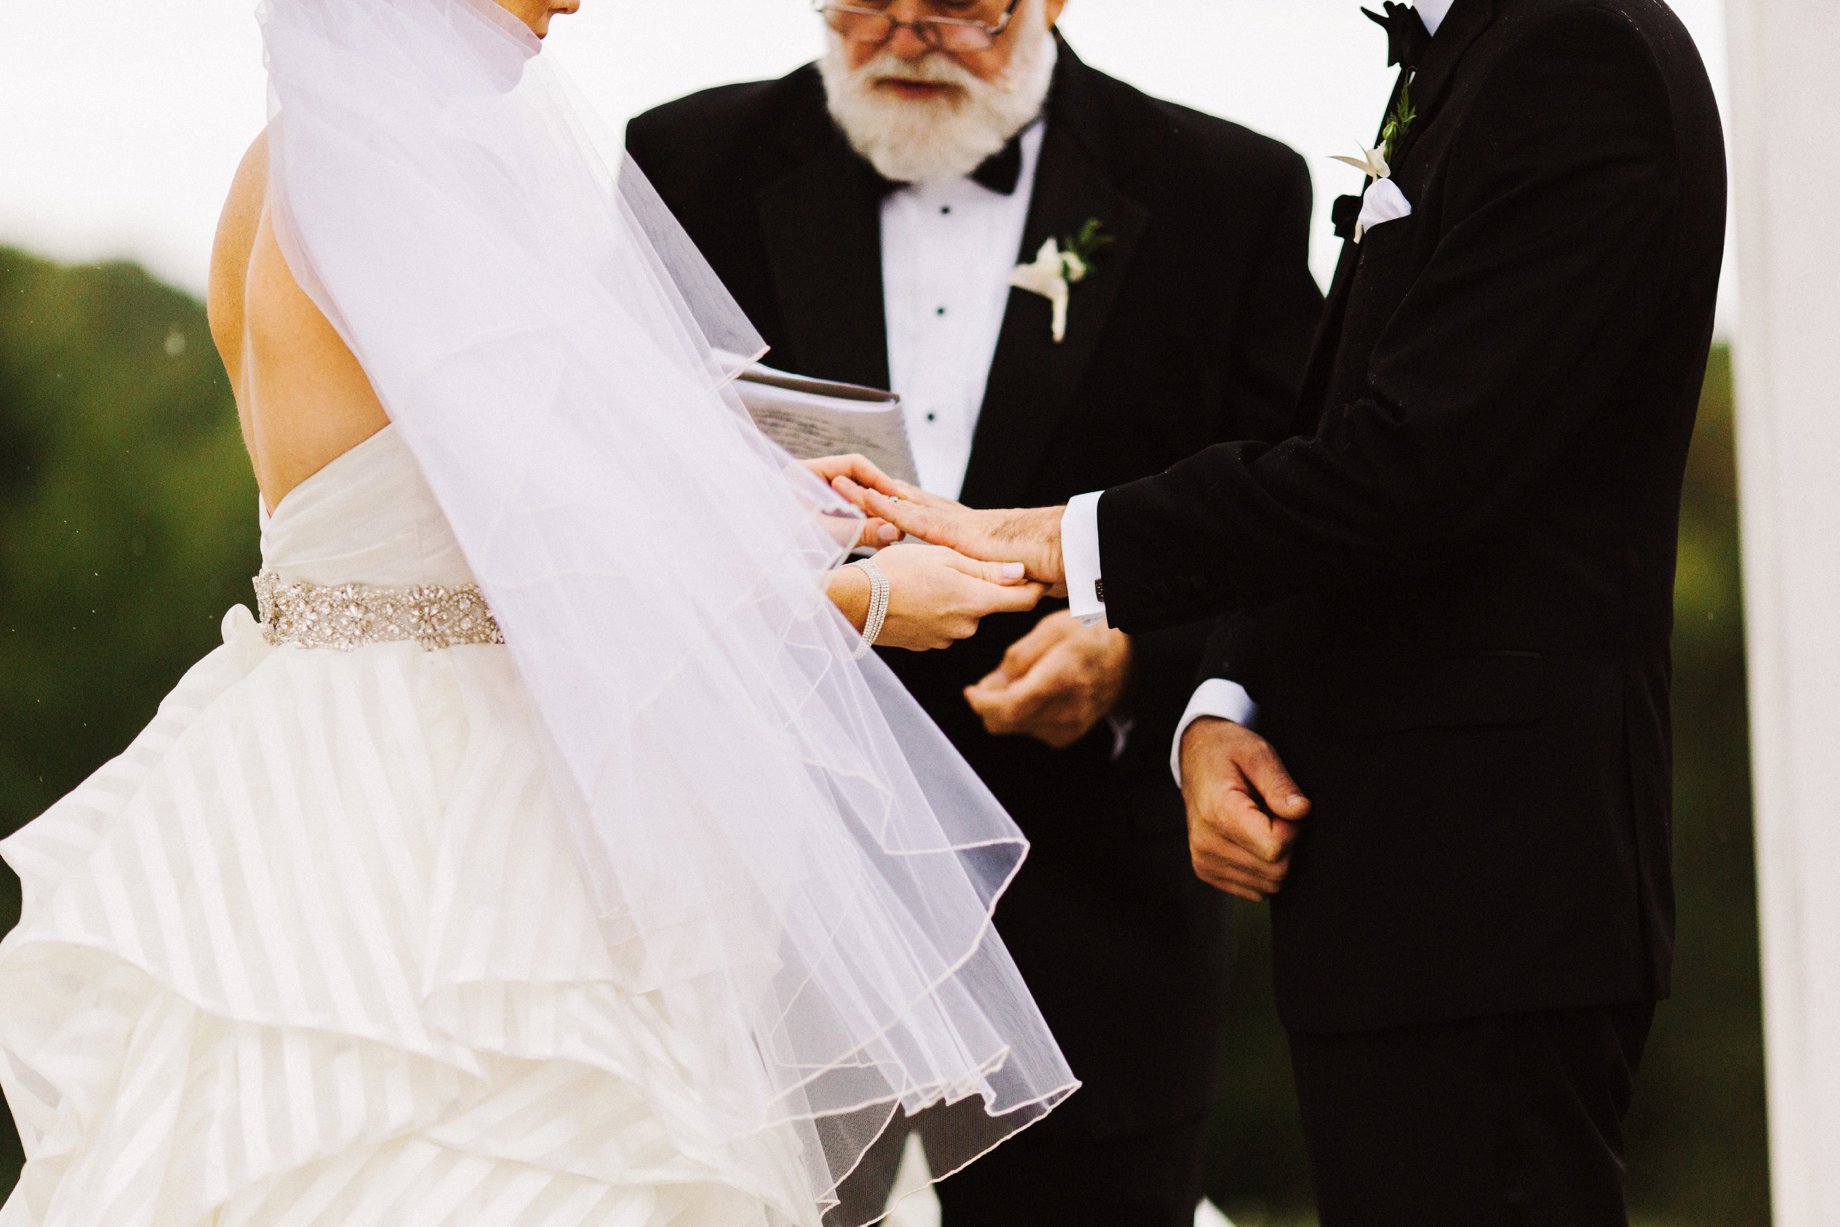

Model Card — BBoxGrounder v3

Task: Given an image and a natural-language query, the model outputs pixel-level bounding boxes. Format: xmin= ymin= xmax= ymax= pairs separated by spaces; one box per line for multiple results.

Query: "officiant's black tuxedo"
xmin=1092 ymin=0 xmax=1725 ymax=1219
xmin=630 ymin=42 xmax=1322 ymax=1224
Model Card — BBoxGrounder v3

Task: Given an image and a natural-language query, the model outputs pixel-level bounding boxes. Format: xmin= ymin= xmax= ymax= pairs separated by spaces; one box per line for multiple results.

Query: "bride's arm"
xmin=828 ymin=544 xmax=1045 ymax=652
xmin=827 ymin=565 xmax=874 ymax=633
xmin=802 ymin=456 xmax=1043 ymax=649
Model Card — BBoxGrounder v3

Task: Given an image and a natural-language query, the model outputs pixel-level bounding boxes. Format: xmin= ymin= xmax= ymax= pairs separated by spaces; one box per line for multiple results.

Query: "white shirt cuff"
xmin=1062 ymin=491 xmax=1108 ymax=627
xmin=1170 ymin=678 xmax=1259 ymax=788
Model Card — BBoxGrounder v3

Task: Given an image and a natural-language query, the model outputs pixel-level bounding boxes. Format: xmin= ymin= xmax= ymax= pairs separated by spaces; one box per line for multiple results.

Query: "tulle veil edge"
xmin=256 ymin=0 xmax=1076 ymax=1220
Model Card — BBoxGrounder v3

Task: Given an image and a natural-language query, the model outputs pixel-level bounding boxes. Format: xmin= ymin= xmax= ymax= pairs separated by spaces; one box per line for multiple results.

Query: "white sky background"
xmin=0 ymin=0 xmax=1734 ymax=330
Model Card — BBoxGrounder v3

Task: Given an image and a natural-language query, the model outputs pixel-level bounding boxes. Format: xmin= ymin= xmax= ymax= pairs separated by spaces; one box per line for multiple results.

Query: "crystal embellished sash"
xmin=254 ymin=570 xmax=504 ymax=652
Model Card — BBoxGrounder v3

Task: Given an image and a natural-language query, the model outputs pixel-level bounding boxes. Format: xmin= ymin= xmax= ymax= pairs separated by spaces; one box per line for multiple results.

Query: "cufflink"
xmin=1094 ymin=578 xmax=1106 ymax=603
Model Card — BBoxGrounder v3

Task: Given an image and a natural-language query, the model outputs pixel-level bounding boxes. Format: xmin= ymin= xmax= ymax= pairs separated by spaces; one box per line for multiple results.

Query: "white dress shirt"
xmin=882 ymin=122 xmax=1046 ymax=500
xmin=881 ymin=119 xmax=1134 ymax=758
xmin=1068 ymin=0 xmax=1458 ymax=783
xmin=1416 ymin=0 xmax=1455 ymax=36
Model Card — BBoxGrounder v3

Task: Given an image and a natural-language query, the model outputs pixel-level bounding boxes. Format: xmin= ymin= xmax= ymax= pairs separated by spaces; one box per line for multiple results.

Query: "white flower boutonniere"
xmin=1332 ymin=143 xmax=1392 ymax=183
xmin=1330 ymin=144 xmax=1414 ymax=243
xmin=1009 ymin=218 xmax=1114 ymax=344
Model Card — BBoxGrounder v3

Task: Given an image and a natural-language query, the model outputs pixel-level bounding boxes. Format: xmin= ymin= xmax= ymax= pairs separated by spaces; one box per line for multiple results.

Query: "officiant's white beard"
xmin=819 ymin=2 xmax=1057 ymax=188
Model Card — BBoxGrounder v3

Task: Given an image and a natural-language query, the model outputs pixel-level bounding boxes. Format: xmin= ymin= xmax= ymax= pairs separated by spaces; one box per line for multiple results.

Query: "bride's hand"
xmin=827 ymin=544 xmax=1047 ymax=652
xmin=804 ymin=454 xmax=902 ymax=549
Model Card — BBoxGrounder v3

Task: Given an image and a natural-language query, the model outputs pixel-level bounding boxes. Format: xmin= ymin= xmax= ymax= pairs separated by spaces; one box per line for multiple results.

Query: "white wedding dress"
xmin=0 ymin=426 xmax=810 ymax=1226
xmin=0 ymin=2 xmax=1076 ymax=1221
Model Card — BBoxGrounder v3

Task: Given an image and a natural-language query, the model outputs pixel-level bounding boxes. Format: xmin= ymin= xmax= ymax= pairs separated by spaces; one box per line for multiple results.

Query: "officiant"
xmin=628 ymin=2 xmax=1322 ymax=1222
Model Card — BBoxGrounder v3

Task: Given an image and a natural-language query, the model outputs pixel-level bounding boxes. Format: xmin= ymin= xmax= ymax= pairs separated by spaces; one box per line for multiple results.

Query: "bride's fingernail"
xmin=878 ymin=524 xmax=900 ymax=542
xmin=1001 ymin=563 xmax=1026 ymax=581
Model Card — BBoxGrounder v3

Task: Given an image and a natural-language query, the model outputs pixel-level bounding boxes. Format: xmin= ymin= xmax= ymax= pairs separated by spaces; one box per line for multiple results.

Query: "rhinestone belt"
xmin=254 ymin=570 xmax=504 ymax=652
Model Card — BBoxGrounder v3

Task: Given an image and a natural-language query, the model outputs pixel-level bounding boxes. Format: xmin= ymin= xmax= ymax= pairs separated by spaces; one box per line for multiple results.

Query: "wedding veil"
xmin=256 ymin=0 xmax=1075 ymax=1219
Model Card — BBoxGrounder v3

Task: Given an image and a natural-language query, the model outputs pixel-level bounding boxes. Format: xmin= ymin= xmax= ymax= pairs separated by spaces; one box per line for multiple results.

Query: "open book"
xmin=731 ymin=362 xmax=919 ymax=487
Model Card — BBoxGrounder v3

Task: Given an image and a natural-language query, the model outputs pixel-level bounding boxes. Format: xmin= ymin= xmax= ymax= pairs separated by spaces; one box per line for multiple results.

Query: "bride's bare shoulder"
xmin=207 ymin=130 xmax=270 ymax=366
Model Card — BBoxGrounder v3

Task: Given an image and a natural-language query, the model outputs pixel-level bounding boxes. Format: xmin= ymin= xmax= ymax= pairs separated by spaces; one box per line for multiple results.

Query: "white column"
xmin=1724 ymin=2 xmax=1840 ymax=1222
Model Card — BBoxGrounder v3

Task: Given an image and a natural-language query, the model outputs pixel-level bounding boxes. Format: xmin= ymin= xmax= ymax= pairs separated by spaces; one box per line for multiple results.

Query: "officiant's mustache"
xmin=863 ymin=51 xmax=980 ymax=99
xmin=851 ymin=45 xmax=1029 ymax=98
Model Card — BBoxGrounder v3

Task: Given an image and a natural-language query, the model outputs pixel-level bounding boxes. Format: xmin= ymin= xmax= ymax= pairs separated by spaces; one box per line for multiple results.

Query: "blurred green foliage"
xmin=0 ymin=250 xmax=1767 ymax=1221
xmin=0 ymin=248 xmax=258 ymax=1182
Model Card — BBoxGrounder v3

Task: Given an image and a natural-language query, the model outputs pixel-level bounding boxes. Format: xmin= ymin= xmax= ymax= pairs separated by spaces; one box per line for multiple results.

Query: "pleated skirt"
xmin=0 ymin=607 xmax=806 ymax=1226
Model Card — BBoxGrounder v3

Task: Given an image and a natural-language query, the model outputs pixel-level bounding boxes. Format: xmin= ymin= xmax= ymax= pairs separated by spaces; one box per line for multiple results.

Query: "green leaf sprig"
xmin=1380 ymin=78 xmax=1419 ymax=165
xmin=1061 ymin=218 xmax=1116 ymax=281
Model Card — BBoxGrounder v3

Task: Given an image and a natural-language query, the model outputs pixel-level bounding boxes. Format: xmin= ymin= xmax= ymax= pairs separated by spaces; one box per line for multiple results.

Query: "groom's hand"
xmin=1180 ymin=718 xmax=1311 ymax=902
xmin=830 ymin=471 xmax=1067 ymax=593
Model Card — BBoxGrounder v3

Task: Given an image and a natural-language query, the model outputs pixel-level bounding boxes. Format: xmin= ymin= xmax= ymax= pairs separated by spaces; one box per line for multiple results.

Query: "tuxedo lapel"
xmin=1294 ymin=1 xmax=1496 ymax=427
xmin=1395 ymin=0 xmax=1496 ymax=159
xmin=1296 ymin=68 xmax=1400 ymax=430
xmin=756 ymin=123 xmax=892 ymax=390
xmin=959 ymin=53 xmax=1147 ymax=509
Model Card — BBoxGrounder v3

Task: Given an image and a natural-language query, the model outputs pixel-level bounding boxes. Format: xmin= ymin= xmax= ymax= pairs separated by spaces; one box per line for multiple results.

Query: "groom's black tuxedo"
xmin=1091 ymin=0 xmax=1724 ymax=1218
xmin=630 ymin=42 xmax=1322 ymax=1223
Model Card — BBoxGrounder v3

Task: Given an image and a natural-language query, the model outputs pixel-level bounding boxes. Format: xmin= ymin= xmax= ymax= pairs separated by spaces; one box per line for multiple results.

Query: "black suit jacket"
xmin=629 ymin=47 xmax=1323 ymax=1133
xmin=1096 ymin=0 xmax=1726 ymax=1033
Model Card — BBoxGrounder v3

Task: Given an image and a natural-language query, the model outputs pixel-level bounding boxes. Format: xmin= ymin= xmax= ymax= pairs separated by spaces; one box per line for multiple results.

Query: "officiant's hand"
xmin=965 ymin=612 xmax=1133 ymax=749
xmin=828 ymin=468 xmax=1067 ymax=593
xmin=1179 ymin=718 xmax=1311 ymax=902
xmin=828 ymin=544 xmax=1046 ymax=652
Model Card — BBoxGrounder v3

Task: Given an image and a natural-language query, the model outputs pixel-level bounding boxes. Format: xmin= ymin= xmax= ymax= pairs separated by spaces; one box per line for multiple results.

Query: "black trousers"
xmin=929 ymin=1110 xmax=1210 ymax=1227
xmin=1287 ymin=1002 xmax=1656 ymax=1227
xmin=829 ymin=1106 xmax=1208 ymax=1227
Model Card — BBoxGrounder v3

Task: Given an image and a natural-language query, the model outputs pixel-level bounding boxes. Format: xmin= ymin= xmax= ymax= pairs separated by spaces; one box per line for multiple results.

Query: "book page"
xmin=735 ymin=367 xmax=919 ymax=487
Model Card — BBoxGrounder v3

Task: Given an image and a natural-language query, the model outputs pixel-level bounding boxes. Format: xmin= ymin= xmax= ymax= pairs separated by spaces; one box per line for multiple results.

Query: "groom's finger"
xmin=832 ymin=477 xmax=948 ymax=545
xmin=1216 ymin=787 xmax=1297 ymax=865
xmin=1204 ymin=867 xmax=1283 ymax=902
xmin=1189 ymin=830 xmax=1288 ymax=897
xmin=1237 ymin=741 xmax=1311 ymax=823
xmin=1196 ymin=872 xmax=1268 ymax=904
xmin=1193 ymin=832 xmax=1289 ymax=884
xmin=1190 ymin=787 xmax=1292 ymax=871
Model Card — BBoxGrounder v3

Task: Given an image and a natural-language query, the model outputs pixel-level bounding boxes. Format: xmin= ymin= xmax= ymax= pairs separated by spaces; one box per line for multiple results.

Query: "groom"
xmin=628 ymin=1 xmax=1322 ymax=1222
xmin=840 ymin=0 xmax=1728 ymax=1221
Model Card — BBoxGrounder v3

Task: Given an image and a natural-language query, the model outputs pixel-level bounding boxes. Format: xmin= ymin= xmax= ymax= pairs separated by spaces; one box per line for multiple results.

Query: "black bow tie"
xmin=969 ymin=135 xmax=1026 ymax=195
xmin=1363 ymin=2 xmax=1431 ymax=71
xmin=873 ymin=131 xmax=1027 ymax=197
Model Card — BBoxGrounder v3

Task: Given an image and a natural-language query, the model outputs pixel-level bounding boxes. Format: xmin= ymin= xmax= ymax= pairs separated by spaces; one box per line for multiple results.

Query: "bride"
xmin=0 ymin=1 xmax=1076 ymax=1224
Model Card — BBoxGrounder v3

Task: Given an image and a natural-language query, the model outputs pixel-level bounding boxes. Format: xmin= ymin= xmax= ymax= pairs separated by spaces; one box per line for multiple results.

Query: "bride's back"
xmin=207 ymin=130 xmax=390 ymax=514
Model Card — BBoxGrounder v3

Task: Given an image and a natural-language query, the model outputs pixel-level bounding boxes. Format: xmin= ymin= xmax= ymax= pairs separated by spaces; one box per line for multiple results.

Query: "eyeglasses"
xmin=814 ymin=0 xmax=1024 ymax=53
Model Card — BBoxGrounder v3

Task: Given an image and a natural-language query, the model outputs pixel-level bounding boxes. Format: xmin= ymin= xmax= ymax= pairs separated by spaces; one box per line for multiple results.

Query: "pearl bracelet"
xmin=850 ymin=558 xmax=891 ymax=660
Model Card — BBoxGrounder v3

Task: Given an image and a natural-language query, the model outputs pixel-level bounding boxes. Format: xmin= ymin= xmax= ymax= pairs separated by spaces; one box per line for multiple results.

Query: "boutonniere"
xmin=1330 ymin=144 xmax=1413 ymax=244
xmin=1010 ymin=218 xmax=1114 ymax=344
xmin=1378 ymin=77 xmax=1419 ymax=166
